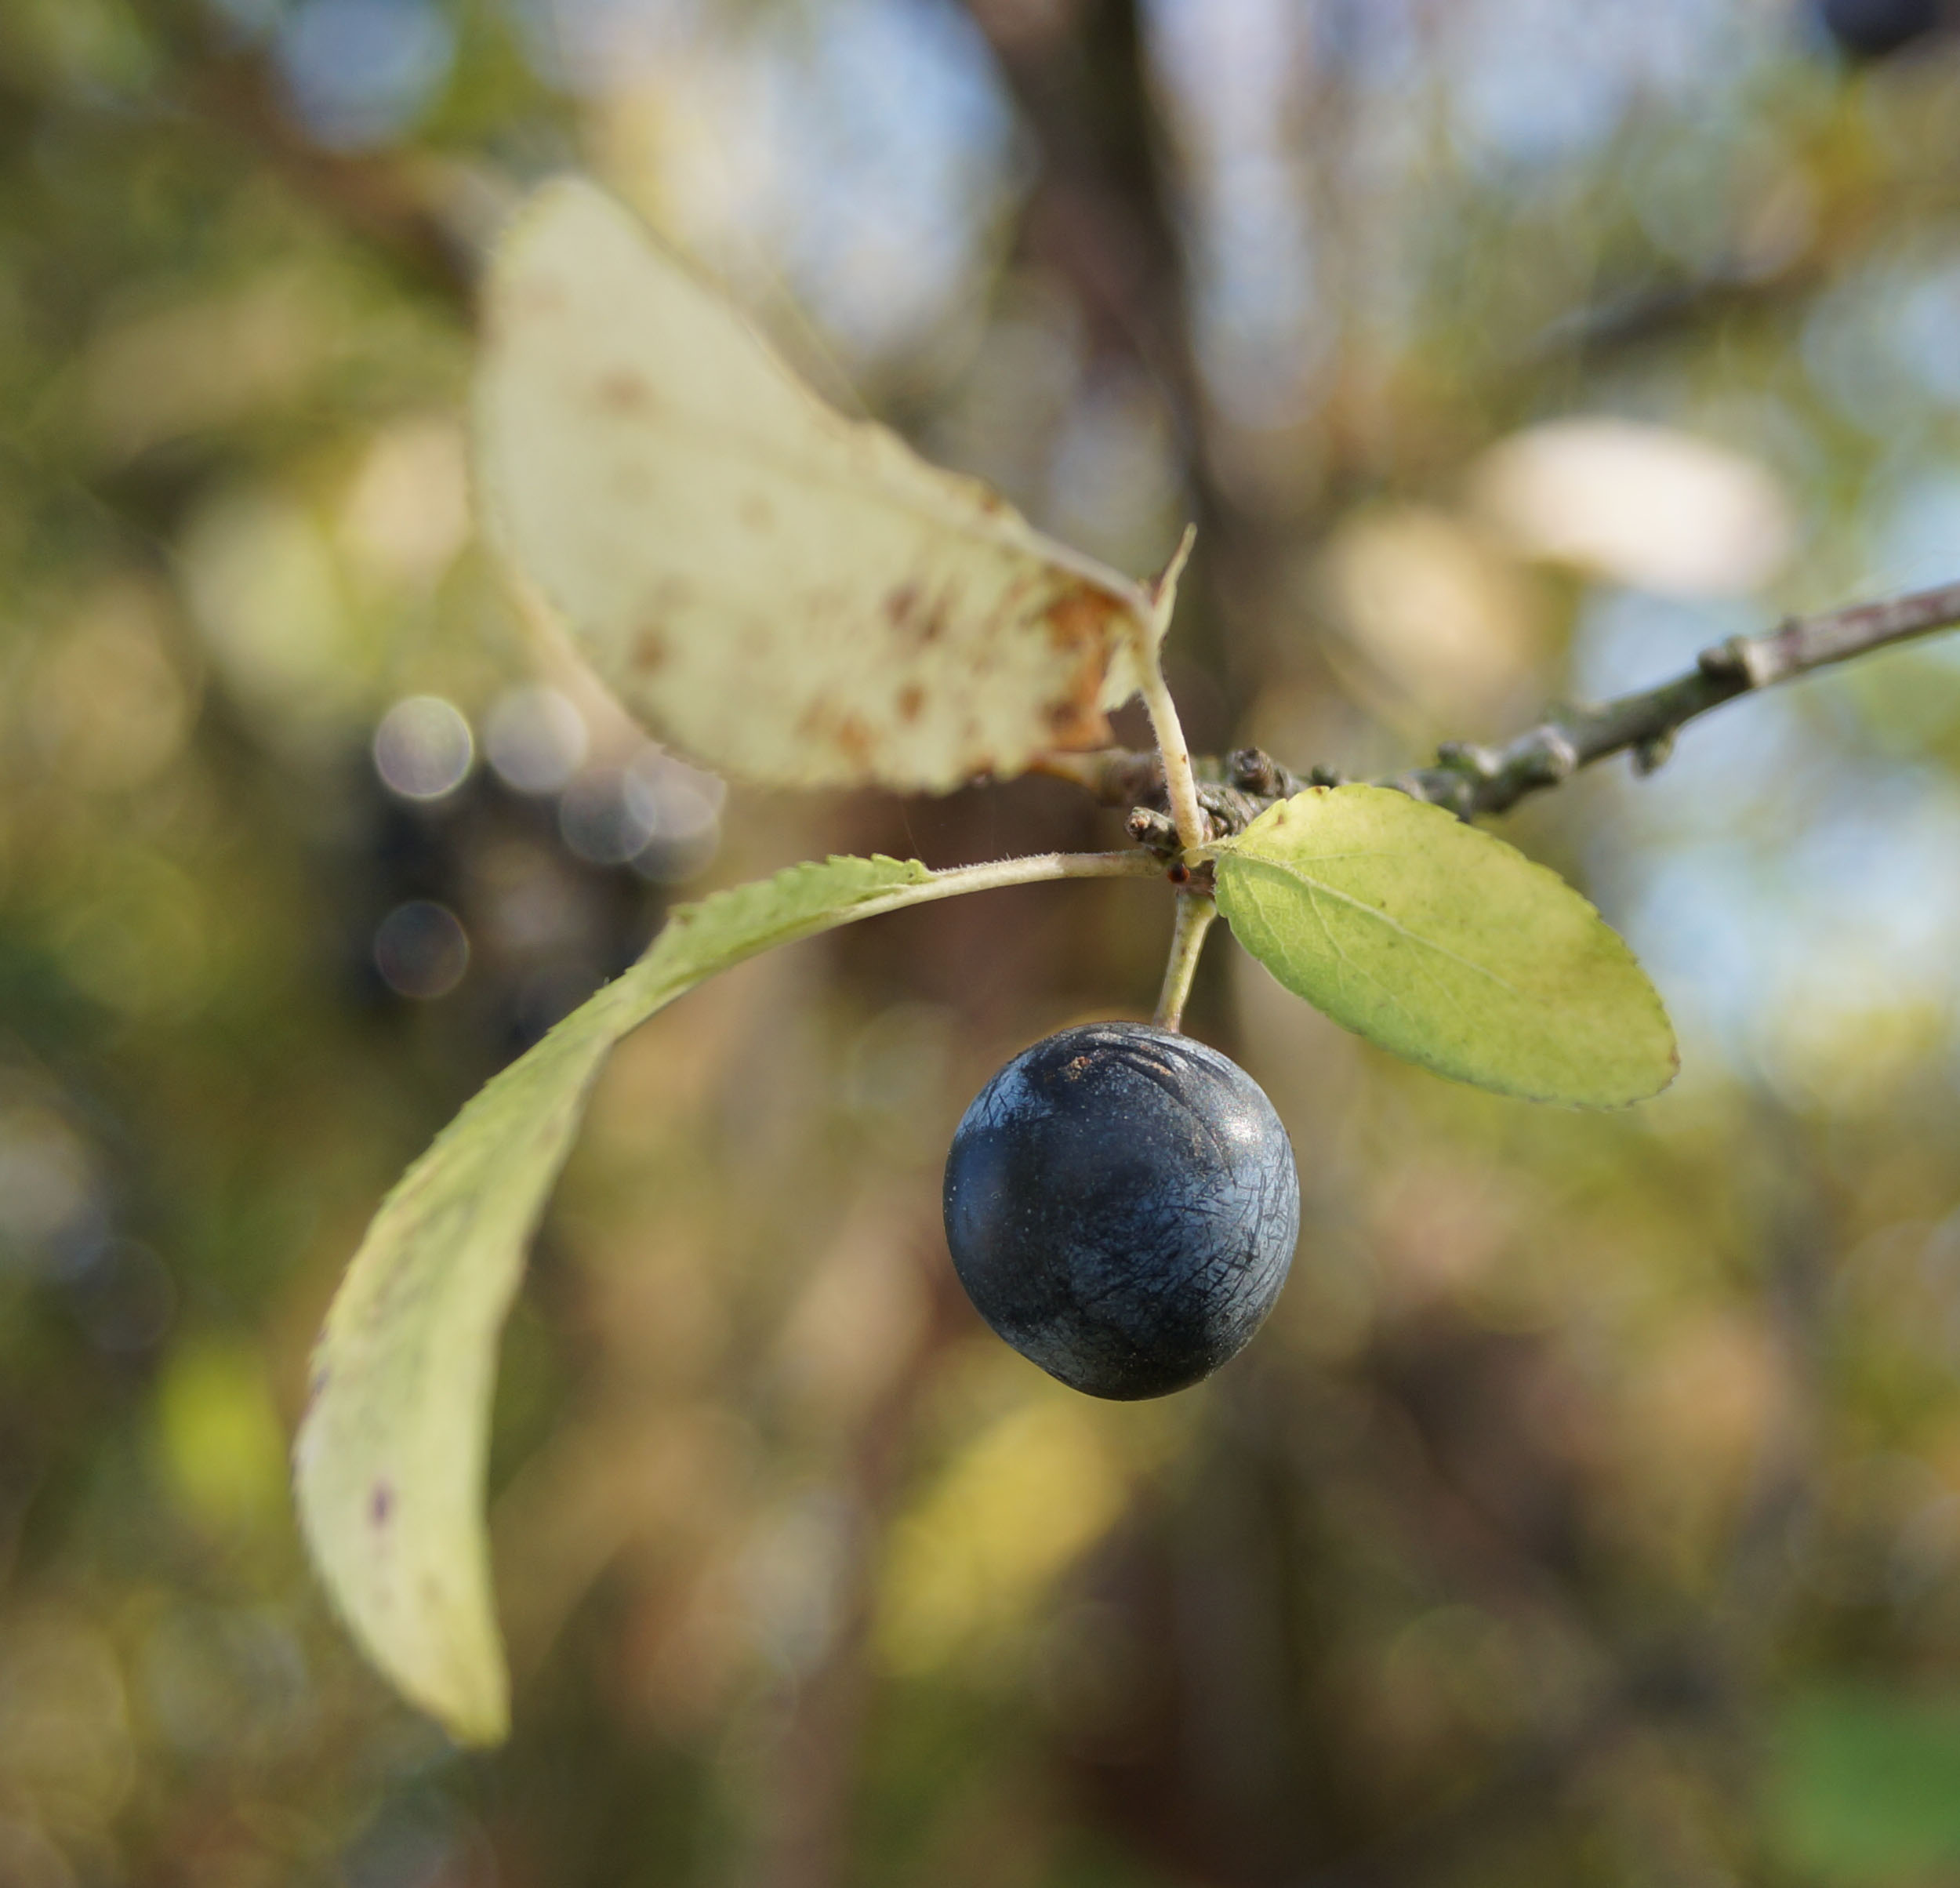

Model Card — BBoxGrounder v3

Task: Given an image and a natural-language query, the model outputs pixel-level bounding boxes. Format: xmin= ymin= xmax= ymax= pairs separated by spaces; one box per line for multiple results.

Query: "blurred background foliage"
xmin=6 ymin=0 xmax=1960 ymax=1882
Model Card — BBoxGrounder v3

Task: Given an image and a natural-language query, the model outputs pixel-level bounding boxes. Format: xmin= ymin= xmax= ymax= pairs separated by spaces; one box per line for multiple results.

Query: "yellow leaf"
xmin=475 ymin=179 xmax=1154 ymax=792
xmin=292 ymin=856 xmax=935 ymax=1743
xmin=292 ymin=848 xmax=1155 ymax=1742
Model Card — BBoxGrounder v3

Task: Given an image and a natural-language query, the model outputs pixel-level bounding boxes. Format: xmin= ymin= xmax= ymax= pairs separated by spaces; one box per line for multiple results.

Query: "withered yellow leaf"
xmin=292 ymin=848 xmax=1157 ymax=1743
xmin=475 ymin=180 xmax=1153 ymax=792
xmin=295 ymin=855 xmax=938 ymax=1744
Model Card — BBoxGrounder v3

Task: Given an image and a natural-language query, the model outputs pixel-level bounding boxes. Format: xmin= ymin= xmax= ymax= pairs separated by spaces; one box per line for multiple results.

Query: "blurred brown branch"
xmin=1062 ymin=575 xmax=1960 ymax=845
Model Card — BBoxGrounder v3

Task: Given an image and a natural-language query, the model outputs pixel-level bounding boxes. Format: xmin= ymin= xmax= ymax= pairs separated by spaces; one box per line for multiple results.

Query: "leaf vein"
xmin=1232 ymin=853 xmax=1526 ymax=1001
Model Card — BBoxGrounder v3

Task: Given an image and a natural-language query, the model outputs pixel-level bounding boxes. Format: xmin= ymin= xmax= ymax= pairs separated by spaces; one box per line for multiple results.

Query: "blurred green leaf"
xmin=293 ymin=852 xmax=936 ymax=1743
xmin=1212 ymin=785 xmax=1676 ymax=1107
xmin=158 ymin=1338 xmax=288 ymax=1535
xmin=1765 ymin=1686 xmax=1960 ymax=1882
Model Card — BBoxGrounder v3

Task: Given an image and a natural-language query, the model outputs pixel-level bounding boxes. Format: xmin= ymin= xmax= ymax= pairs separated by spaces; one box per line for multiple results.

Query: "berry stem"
xmin=1152 ymin=891 xmax=1218 ymax=1032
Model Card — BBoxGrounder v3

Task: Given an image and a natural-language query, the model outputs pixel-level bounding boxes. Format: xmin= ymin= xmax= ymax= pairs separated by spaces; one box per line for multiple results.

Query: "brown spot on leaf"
xmin=1045 ymin=676 xmax=1111 ymax=750
xmin=514 ymin=279 xmax=569 ymax=318
xmin=596 ymin=369 xmax=652 ymax=412
xmin=739 ymin=492 xmax=775 ymax=532
xmin=897 ymin=684 xmax=924 ymax=723
xmin=1040 ymin=586 xmax=1120 ymax=654
xmin=370 ymin=1480 xmax=394 ymax=1528
xmin=885 ymin=582 xmax=953 ymax=645
xmin=794 ymin=699 xmax=876 ymax=769
xmin=1037 ymin=584 xmax=1124 ymax=749
xmin=836 ymin=716 xmax=873 ymax=766
xmin=633 ymin=625 xmax=670 ymax=672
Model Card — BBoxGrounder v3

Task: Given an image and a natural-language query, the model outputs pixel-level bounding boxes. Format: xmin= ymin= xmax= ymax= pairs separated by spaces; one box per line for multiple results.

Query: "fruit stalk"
xmin=1152 ymin=892 xmax=1218 ymax=1033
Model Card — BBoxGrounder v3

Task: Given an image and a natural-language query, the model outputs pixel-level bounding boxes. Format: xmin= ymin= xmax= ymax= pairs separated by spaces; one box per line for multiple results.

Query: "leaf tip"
xmin=1149 ymin=522 xmax=1199 ymax=615
xmin=292 ymin=1367 xmax=514 ymax=1752
xmin=441 ymin=1685 xmax=513 ymax=1750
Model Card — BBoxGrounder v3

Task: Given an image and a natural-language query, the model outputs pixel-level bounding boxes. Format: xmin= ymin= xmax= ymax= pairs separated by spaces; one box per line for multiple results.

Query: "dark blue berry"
xmin=942 ymin=1022 xmax=1299 ymax=1400
xmin=1819 ymin=0 xmax=1945 ymax=58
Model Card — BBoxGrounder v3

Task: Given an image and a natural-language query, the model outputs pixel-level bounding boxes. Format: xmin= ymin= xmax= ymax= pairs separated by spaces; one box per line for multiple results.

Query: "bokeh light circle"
xmin=373 ymin=901 xmax=470 ymax=999
xmin=485 ymin=686 xmax=590 ymax=796
xmin=372 ymin=696 xmax=474 ymax=801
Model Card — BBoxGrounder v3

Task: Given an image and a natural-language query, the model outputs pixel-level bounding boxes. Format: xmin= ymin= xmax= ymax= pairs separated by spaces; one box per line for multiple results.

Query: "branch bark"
xmin=1056 ymin=577 xmax=1960 ymax=844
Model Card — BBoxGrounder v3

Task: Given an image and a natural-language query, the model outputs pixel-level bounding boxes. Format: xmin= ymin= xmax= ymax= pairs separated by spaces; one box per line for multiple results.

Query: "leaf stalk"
xmin=1134 ymin=525 xmax=1205 ymax=857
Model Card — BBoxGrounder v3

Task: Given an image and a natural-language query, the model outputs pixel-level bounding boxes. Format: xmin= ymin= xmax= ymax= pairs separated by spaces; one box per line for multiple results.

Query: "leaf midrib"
xmin=1225 ymin=849 xmax=1527 ymax=1003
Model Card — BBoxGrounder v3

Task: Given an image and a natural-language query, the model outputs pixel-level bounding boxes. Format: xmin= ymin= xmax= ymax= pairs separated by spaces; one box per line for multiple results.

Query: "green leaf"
xmin=292 ymin=853 xmax=935 ymax=1744
xmin=1764 ymin=1686 xmax=1960 ymax=1881
xmin=1212 ymin=785 xmax=1675 ymax=1107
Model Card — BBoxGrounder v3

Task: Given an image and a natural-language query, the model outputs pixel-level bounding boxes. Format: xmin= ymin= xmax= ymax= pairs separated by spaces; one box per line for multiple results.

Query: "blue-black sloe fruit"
xmin=1819 ymin=0 xmax=1946 ymax=58
xmin=942 ymin=1022 xmax=1299 ymax=1400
